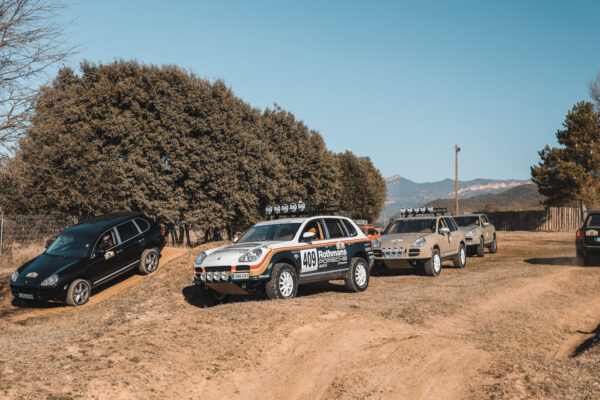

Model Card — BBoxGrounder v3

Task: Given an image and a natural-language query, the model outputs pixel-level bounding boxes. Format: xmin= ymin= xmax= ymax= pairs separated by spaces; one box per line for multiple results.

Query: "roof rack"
xmin=265 ymin=200 xmax=340 ymax=219
xmin=397 ymin=207 xmax=448 ymax=218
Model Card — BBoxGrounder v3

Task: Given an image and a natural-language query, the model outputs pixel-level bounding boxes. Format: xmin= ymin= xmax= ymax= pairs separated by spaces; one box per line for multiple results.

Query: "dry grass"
xmin=0 ymin=242 xmax=45 ymax=274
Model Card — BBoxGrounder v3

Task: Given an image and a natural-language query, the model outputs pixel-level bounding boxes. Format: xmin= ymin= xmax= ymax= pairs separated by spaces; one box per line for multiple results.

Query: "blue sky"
xmin=50 ymin=0 xmax=600 ymax=182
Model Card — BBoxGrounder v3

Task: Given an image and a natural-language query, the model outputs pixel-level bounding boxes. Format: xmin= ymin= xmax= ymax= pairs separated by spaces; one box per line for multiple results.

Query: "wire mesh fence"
xmin=0 ymin=214 xmax=78 ymax=256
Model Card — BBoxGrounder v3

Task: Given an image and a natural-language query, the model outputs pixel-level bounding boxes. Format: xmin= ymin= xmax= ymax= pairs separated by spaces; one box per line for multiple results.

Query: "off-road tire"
xmin=209 ymin=288 xmax=227 ymax=302
xmin=265 ymin=263 xmax=298 ymax=300
xmin=66 ymin=279 xmax=91 ymax=306
xmin=345 ymin=257 xmax=370 ymax=292
xmin=488 ymin=235 xmax=498 ymax=254
xmin=139 ymin=248 xmax=160 ymax=275
xmin=454 ymin=244 xmax=467 ymax=268
xmin=423 ymin=248 xmax=442 ymax=277
xmin=477 ymin=237 xmax=485 ymax=257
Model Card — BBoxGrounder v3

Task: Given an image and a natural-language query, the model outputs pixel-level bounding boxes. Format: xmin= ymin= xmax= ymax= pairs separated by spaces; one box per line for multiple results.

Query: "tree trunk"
xmin=178 ymin=226 xmax=185 ymax=245
xmin=185 ymin=226 xmax=191 ymax=247
xmin=580 ymin=200 xmax=588 ymax=225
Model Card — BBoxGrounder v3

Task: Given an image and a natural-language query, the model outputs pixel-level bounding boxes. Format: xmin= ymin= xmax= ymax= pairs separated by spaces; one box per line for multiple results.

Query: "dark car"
xmin=576 ymin=211 xmax=600 ymax=265
xmin=9 ymin=212 xmax=166 ymax=306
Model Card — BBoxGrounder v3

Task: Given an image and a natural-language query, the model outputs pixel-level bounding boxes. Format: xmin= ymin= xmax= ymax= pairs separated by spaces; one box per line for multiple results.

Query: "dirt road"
xmin=0 ymin=233 xmax=599 ymax=399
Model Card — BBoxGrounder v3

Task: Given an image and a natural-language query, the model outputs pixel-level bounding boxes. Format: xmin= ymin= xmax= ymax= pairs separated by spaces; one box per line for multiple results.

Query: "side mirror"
xmin=302 ymin=231 xmax=317 ymax=241
xmin=483 ymin=222 xmax=490 ymax=227
xmin=44 ymin=239 xmax=53 ymax=249
xmin=92 ymin=248 xmax=105 ymax=259
xmin=232 ymin=237 xmax=239 ymax=243
xmin=439 ymin=227 xmax=450 ymax=235
xmin=104 ymin=250 xmax=115 ymax=260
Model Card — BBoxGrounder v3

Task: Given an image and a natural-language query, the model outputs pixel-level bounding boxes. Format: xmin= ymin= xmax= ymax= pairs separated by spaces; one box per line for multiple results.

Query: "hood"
xmin=203 ymin=242 xmax=271 ymax=266
xmin=13 ymin=253 xmax=82 ymax=286
xmin=379 ymin=233 xmax=429 ymax=246
xmin=457 ymin=226 xmax=478 ymax=233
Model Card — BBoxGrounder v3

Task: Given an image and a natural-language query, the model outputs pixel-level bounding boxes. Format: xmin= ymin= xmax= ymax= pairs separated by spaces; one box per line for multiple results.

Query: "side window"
xmin=445 ymin=218 xmax=458 ymax=232
xmin=97 ymin=230 xmax=116 ymax=251
xmin=301 ymin=219 xmax=324 ymax=241
xmin=135 ymin=218 xmax=150 ymax=232
xmin=325 ymin=218 xmax=346 ymax=239
xmin=341 ymin=219 xmax=358 ymax=237
xmin=437 ymin=218 xmax=446 ymax=232
xmin=117 ymin=220 xmax=141 ymax=242
xmin=481 ymin=215 xmax=489 ymax=224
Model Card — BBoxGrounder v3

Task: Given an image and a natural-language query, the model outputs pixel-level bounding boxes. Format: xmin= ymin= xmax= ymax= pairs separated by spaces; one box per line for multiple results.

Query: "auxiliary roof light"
xmin=265 ymin=205 xmax=273 ymax=215
xmin=407 ymin=207 xmax=413 ymax=213
xmin=273 ymin=204 xmax=281 ymax=214
xmin=419 ymin=207 xmax=426 ymax=213
xmin=289 ymin=202 xmax=298 ymax=213
xmin=427 ymin=207 xmax=434 ymax=213
xmin=298 ymin=201 xmax=306 ymax=212
xmin=281 ymin=203 xmax=289 ymax=214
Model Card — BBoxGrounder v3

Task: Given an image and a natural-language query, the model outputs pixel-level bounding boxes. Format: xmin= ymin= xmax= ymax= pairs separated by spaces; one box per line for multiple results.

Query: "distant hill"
xmin=423 ymin=184 xmax=545 ymax=214
xmin=383 ymin=175 xmax=532 ymax=217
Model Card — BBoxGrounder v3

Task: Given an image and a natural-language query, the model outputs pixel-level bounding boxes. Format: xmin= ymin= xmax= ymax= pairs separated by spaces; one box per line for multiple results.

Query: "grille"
xmin=235 ymin=265 xmax=250 ymax=272
xmin=408 ymin=249 xmax=420 ymax=257
xmin=373 ymin=250 xmax=383 ymax=257
xmin=203 ymin=266 xmax=232 ymax=272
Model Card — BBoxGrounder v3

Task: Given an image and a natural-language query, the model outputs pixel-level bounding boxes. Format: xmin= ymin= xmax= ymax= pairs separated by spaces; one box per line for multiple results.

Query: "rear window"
xmin=325 ymin=218 xmax=346 ymax=239
xmin=117 ymin=221 xmax=141 ymax=242
xmin=135 ymin=218 xmax=150 ymax=232
xmin=586 ymin=214 xmax=600 ymax=227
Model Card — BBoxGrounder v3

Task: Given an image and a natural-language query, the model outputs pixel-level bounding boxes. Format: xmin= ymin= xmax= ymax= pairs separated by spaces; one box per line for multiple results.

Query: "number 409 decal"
xmin=300 ymin=249 xmax=318 ymax=272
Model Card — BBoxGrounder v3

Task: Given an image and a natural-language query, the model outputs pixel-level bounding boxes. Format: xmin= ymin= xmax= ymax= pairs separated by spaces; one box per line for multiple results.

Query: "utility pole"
xmin=455 ymin=144 xmax=461 ymax=215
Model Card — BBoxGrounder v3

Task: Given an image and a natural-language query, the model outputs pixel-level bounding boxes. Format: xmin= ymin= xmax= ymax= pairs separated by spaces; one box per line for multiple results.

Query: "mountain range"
xmin=383 ymin=175 xmax=534 ymax=217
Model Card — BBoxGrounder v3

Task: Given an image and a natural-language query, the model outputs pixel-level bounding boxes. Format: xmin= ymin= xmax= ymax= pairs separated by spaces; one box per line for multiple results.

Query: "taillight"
xmin=576 ymin=229 xmax=584 ymax=239
xmin=160 ymin=225 xmax=166 ymax=237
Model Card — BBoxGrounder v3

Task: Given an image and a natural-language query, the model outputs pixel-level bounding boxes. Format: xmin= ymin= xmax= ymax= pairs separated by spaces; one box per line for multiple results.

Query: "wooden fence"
xmin=486 ymin=207 xmax=582 ymax=232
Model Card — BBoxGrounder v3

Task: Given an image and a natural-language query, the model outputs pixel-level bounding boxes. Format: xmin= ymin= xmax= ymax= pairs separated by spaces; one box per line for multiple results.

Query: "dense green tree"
xmin=2 ymin=60 xmax=387 ymax=243
xmin=336 ymin=151 xmax=386 ymax=222
xmin=531 ymin=101 xmax=600 ymax=217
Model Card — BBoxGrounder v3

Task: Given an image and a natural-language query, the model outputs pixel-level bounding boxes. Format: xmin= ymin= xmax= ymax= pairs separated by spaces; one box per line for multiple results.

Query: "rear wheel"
xmin=345 ymin=257 xmax=369 ymax=292
xmin=489 ymin=235 xmax=498 ymax=254
xmin=139 ymin=248 xmax=160 ymax=274
xmin=265 ymin=263 xmax=298 ymax=300
xmin=454 ymin=244 xmax=466 ymax=268
xmin=66 ymin=279 xmax=91 ymax=306
xmin=424 ymin=249 xmax=442 ymax=277
xmin=477 ymin=237 xmax=485 ymax=257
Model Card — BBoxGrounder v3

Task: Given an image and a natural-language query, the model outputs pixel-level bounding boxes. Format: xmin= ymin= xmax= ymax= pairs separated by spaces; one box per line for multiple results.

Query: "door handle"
xmin=138 ymin=238 xmax=144 ymax=243
xmin=116 ymin=249 xmax=123 ymax=254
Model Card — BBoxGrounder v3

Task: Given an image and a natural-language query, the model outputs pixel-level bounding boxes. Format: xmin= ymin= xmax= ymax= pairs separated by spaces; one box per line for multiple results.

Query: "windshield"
xmin=46 ymin=231 xmax=93 ymax=258
xmin=237 ymin=223 xmax=301 ymax=243
xmin=453 ymin=216 xmax=480 ymax=227
xmin=385 ymin=219 xmax=436 ymax=234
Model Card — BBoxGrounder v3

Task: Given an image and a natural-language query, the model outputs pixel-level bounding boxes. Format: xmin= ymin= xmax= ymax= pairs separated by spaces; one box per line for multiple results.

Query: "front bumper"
xmin=9 ymin=283 xmax=66 ymax=302
xmin=465 ymin=236 xmax=482 ymax=246
xmin=373 ymin=248 xmax=422 ymax=260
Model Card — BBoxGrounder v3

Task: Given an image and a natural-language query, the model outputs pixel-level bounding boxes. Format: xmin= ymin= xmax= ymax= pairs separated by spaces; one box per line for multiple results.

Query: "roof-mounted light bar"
xmin=264 ymin=200 xmax=339 ymax=218
xmin=398 ymin=206 xmax=448 ymax=217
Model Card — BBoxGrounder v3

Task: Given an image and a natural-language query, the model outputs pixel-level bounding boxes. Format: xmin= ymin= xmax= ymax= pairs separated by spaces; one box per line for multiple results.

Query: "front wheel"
xmin=139 ymin=248 xmax=160 ymax=275
xmin=477 ymin=237 xmax=485 ymax=257
xmin=66 ymin=279 xmax=91 ymax=306
xmin=424 ymin=249 xmax=442 ymax=277
xmin=265 ymin=263 xmax=298 ymax=300
xmin=454 ymin=244 xmax=467 ymax=268
xmin=372 ymin=261 xmax=388 ymax=276
xmin=345 ymin=257 xmax=370 ymax=292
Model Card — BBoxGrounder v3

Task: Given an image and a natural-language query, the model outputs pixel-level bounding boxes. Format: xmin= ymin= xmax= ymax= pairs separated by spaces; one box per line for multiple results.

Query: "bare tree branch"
xmin=0 ymin=0 xmax=75 ymax=157
xmin=590 ymin=72 xmax=600 ymax=112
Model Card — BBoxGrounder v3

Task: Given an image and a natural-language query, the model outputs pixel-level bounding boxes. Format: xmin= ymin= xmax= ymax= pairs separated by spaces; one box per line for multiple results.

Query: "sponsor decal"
xmin=336 ymin=241 xmax=345 ymax=250
xmin=317 ymin=248 xmax=348 ymax=268
xmin=300 ymin=249 xmax=318 ymax=272
xmin=26 ymin=272 xmax=38 ymax=278
xmin=586 ymin=229 xmax=598 ymax=237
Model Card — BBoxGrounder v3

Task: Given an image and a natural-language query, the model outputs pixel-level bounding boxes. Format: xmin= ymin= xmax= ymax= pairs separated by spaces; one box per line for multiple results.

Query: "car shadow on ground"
xmin=572 ymin=323 xmax=600 ymax=357
xmin=182 ymin=280 xmax=357 ymax=308
xmin=524 ymin=257 xmax=599 ymax=267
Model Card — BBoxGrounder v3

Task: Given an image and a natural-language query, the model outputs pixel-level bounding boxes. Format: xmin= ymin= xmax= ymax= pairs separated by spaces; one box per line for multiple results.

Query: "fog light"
xmin=220 ymin=272 xmax=228 ymax=281
xmin=206 ymin=272 xmax=213 ymax=281
xmin=213 ymin=273 xmax=220 ymax=281
xmin=200 ymin=272 xmax=206 ymax=281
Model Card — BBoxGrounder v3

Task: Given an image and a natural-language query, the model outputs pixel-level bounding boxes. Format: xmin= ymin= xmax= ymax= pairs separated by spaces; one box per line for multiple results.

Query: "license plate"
xmin=18 ymin=293 xmax=34 ymax=300
xmin=232 ymin=273 xmax=249 ymax=280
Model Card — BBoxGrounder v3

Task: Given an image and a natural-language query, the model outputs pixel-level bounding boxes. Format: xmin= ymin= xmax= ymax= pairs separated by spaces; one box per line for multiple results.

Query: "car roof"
xmin=393 ymin=215 xmax=442 ymax=221
xmin=456 ymin=214 xmax=483 ymax=217
xmin=67 ymin=212 xmax=144 ymax=235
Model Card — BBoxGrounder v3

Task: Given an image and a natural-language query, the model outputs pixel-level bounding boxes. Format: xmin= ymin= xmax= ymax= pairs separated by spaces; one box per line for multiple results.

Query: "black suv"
xmin=9 ymin=212 xmax=166 ymax=306
xmin=576 ymin=211 xmax=600 ymax=265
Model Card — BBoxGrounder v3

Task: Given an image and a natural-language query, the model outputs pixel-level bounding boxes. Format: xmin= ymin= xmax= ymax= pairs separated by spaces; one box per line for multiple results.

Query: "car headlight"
xmin=40 ymin=274 xmax=59 ymax=287
xmin=194 ymin=252 xmax=207 ymax=266
xmin=11 ymin=270 xmax=19 ymax=282
xmin=410 ymin=237 xmax=426 ymax=247
xmin=465 ymin=229 xmax=476 ymax=238
xmin=372 ymin=239 xmax=381 ymax=249
xmin=238 ymin=248 xmax=263 ymax=263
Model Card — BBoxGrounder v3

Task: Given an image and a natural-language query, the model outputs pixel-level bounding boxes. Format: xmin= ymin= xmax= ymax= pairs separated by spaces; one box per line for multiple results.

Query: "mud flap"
xmin=206 ymin=283 xmax=249 ymax=295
